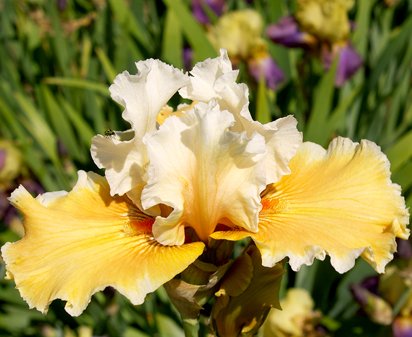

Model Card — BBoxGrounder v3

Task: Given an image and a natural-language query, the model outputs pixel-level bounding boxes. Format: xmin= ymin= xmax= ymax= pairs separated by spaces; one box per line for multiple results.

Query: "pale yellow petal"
xmin=142 ymin=101 xmax=266 ymax=245
xmin=1 ymin=171 xmax=204 ymax=316
xmin=213 ymin=138 xmax=409 ymax=273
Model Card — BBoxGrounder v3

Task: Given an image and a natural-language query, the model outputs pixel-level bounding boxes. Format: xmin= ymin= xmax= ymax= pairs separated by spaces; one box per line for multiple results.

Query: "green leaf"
xmin=38 ymin=86 xmax=86 ymax=162
xmin=392 ymin=160 xmax=412 ymax=191
xmin=352 ymin=0 xmax=374 ymax=57
xmin=14 ymin=93 xmax=58 ymax=163
xmin=328 ymin=260 xmax=375 ymax=318
xmin=162 ymin=0 xmax=217 ymax=62
xmin=59 ymin=97 xmax=95 ymax=148
xmin=304 ymin=60 xmax=337 ymax=145
xmin=96 ymin=47 xmax=117 ymax=82
xmin=124 ymin=328 xmax=150 ymax=337
xmin=367 ymin=15 xmax=412 ymax=91
xmin=162 ymin=9 xmax=183 ymax=68
xmin=108 ymin=0 xmax=151 ymax=51
xmin=156 ymin=313 xmax=185 ymax=337
xmin=255 ymin=77 xmax=271 ymax=124
xmin=43 ymin=77 xmax=109 ymax=96
xmin=386 ymin=130 xmax=412 ymax=172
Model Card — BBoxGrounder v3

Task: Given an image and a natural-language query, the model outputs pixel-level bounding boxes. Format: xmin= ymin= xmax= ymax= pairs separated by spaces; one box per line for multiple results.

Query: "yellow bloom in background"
xmin=262 ymin=288 xmax=323 ymax=337
xmin=207 ymin=9 xmax=285 ymax=89
xmin=296 ymin=0 xmax=354 ymax=43
xmin=1 ymin=50 xmax=409 ymax=321
xmin=207 ymin=9 xmax=264 ymax=63
xmin=0 ymin=140 xmax=22 ymax=188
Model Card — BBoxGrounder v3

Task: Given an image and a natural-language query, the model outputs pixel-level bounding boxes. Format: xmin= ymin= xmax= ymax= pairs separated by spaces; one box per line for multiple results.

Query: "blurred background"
xmin=0 ymin=0 xmax=411 ymax=336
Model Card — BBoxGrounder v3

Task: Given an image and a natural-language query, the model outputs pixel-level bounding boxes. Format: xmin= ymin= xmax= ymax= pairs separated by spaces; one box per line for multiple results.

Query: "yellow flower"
xmin=1 ymin=50 xmax=409 ymax=318
xmin=207 ymin=9 xmax=265 ymax=62
xmin=296 ymin=0 xmax=354 ymax=43
xmin=0 ymin=140 xmax=22 ymax=188
xmin=262 ymin=288 xmax=317 ymax=337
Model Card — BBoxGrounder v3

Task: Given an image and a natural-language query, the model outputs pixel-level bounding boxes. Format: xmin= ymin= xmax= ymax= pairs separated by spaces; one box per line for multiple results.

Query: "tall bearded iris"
xmin=1 ymin=50 xmax=409 ymax=332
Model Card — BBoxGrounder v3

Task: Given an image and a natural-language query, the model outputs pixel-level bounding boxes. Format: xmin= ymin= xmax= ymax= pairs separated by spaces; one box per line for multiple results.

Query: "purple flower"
xmin=248 ymin=53 xmax=284 ymax=89
xmin=192 ymin=0 xmax=226 ymax=25
xmin=335 ymin=44 xmax=363 ymax=86
xmin=183 ymin=47 xmax=194 ymax=72
xmin=0 ymin=149 xmax=6 ymax=171
xmin=395 ymin=238 xmax=412 ymax=260
xmin=322 ymin=44 xmax=363 ymax=87
xmin=266 ymin=16 xmax=314 ymax=48
xmin=57 ymin=0 xmax=67 ymax=11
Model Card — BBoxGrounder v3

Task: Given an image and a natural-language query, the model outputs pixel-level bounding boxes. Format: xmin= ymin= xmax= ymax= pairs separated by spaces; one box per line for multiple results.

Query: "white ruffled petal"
xmin=92 ymin=60 xmax=189 ymax=198
xmin=141 ymin=101 xmax=267 ymax=245
xmin=252 ymin=115 xmax=303 ymax=184
xmin=91 ymin=133 xmax=146 ymax=200
xmin=179 ymin=50 xmax=251 ymax=127
xmin=110 ymin=59 xmax=189 ymax=138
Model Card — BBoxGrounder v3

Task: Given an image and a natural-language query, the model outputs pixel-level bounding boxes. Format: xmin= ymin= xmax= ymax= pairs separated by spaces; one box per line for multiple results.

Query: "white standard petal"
xmin=141 ymin=101 xmax=267 ymax=245
xmin=180 ymin=50 xmax=301 ymax=183
xmin=179 ymin=49 xmax=252 ymax=128
xmin=251 ymin=115 xmax=303 ymax=184
xmin=91 ymin=132 xmax=146 ymax=203
xmin=110 ymin=59 xmax=189 ymax=138
xmin=92 ymin=60 xmax=188 ymax=198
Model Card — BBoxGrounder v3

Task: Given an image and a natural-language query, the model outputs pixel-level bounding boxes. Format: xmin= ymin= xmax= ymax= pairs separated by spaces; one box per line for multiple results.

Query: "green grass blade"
xmin=163 ymin=0 xmax=217 ymax=62
xmin=255 ymin=77 xmax=271 ymax=124
xmin=43 ymin=77 xmax=109 ymax=96
xmin=162 ymin=9 xmax=183 ymax=68
xmin=14 ymin=93 xmax=58 ymax=163
xmin=304 ymin=61 xmax=337 ymax=145
xmin=386 ymin=130 xmax=412 ymax=172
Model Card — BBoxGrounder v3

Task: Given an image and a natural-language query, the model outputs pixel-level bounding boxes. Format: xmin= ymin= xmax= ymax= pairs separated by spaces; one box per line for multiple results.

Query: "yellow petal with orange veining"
xmin=212 ymin=137 xmax=409 ymax=273
xmin=1 ymin=171 xmax=204 ymax=316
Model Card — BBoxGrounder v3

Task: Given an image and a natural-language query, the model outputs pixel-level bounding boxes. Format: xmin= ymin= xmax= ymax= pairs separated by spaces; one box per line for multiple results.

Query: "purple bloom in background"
xmin=57 ymin=0 xmax=67 ymax=11
xmin=267 ymin=14 xmax=363 ymax=87
xmin=248 ymin=53 xmax=284 ymax=89
xmin=335 ymin=44 xmax=363 ymax=86
xmin=192 ymin=0 xmax=226 ymax=24
xmin=0 ymin=149 xmax=6 ymax=171
xmin=267 ymin=16 xmax=314 ymax=48
xmin=183 ymin=47 xmax=194 ymax=72
xmin=1 ymin=179 xmax=44 ymax=226
xmin=395 ymin=238 xmax=412 ymax=259
xmin=322 ymin=43 xmax=362 ymax=87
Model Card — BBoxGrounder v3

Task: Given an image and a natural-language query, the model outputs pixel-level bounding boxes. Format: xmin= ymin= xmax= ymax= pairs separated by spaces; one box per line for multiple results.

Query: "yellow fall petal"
xmin=1 ymin=171 xmax=204 ymax=316
xmin=212 ymin=137 xmax=409 ymax=273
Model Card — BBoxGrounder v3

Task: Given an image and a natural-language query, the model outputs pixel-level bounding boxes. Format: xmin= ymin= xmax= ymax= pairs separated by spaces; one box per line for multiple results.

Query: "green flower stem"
xmin=182 ymin=318 xmax=199 ymax=337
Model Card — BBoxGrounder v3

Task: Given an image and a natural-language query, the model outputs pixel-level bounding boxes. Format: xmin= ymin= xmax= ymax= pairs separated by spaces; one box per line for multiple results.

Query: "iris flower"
xmin=1 ymin=51 xmax=409 ymax=321
xmin=267 ymin=0 xmax=363 ymax=86
xmin=191 ymin=7 xmax=285 ymax=90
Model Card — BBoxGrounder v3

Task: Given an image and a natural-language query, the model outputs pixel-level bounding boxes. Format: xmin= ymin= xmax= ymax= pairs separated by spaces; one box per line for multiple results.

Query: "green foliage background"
xmin=0 ymin=0 xmax=411 ymax=336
